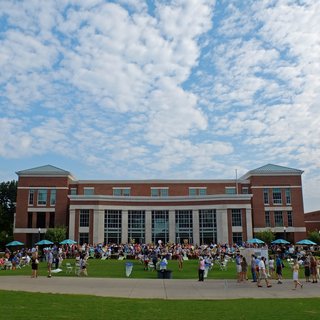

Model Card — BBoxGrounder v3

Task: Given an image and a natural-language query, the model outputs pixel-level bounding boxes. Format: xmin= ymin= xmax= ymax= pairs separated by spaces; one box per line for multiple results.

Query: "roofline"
xmin=240 ymin=171 xmax=303 ymax=180
xmin=68 ymin=194 xmax=253 ymax=202
xmin=70 ymin=179 xmax=251 ymax=184
xmin=16 ymin=173 xmax=77 ymax=180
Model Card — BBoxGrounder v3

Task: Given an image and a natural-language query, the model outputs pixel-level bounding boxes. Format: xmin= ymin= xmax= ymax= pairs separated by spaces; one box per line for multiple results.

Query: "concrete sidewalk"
xmin=0 ymin=276 xmax=319 ymax=299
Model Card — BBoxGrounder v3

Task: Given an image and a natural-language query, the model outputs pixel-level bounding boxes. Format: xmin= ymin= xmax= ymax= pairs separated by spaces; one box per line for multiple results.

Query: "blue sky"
xmin=0 ymin=0 xmax=319 ymax=212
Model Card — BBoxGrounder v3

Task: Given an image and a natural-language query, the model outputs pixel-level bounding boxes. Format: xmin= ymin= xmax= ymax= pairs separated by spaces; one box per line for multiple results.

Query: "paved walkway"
xmin=0 ymin=276 xmax=319 ymax=299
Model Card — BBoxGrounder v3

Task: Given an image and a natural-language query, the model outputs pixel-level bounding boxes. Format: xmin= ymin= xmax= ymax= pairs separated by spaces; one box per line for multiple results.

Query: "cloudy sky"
xmin=0 ymin=0 xmax=319 ymax=212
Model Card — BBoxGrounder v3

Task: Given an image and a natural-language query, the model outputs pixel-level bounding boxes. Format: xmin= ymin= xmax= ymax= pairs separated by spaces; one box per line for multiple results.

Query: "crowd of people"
xmin=1 ymin=241 xmax=320 ymax=288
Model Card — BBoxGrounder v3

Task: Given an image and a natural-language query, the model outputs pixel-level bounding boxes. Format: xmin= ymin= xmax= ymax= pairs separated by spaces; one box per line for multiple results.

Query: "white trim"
xmin=150 ymin=187 xmax=169 ymax=189
xmin=18 ymin=186 xmax=68 ymax=190
xmin=251 ymin=185 xmax=301 ymax=189
xmin=264 ymin=206 xmax=292 ymax=211
xmin=253 ymin=227 xmax=306 ymax=232
xmin=17 ymin=174 xmax=75 ymax=179
xmin=27 ymin=207 xmax=55 ymax=212
xmin=305 ymin=220 xmax=320 ymax=223
xmin=68 ymin=194 xmax=253 ymax=203
xmin=76 ymin=179 xmax=245 ymax=184
xmin=232 ymin=227 xmax=243 ymax=232
xmin=14 ymin=228 xmax=47 ymax=234
xmin=69 ymin=203 xmax=252 ymax=211
xmin=188 ymin=187 xmax=207 ymax=189
xmin=112 ymin=187 xmax=131 ymax=189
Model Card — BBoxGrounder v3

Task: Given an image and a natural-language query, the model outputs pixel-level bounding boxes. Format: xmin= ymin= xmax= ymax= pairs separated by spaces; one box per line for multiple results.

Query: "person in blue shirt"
xmin=235 ymin=253 xmax=242 ymax=282
xmin=275 ymin=254 xmax=283 ymax=284
xmin=251 ymin=255 xmax=257 ymax=282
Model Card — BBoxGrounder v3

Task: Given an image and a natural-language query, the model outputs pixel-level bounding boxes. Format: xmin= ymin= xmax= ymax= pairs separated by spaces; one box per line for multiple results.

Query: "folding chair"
xmin=220 ymin=260 xmax=228 ymax=271
xmin=65 ymin=262 xmax=73 ymax=274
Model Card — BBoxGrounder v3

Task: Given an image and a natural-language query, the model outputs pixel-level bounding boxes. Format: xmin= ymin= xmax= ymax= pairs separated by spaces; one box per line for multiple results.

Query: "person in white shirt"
xmin=257 ymin=257 xmax=272 ymax=288
xmin=268 ymin=256 xmax=275 ymax=279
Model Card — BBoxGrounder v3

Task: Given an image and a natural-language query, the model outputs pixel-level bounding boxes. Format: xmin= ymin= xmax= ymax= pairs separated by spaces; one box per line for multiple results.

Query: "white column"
xmin=93 ymin=208 xmax=104 ymax=244
xmin=216 ymin=208 xmax=229 ymax=244
xmin=246 ymin=208 xmax=253 ymax=240
xmin=121 ymin=210 xmax=128 ymax=244
xmin=169 ymin=210 xmax=175 ymax=243
xmin=193 ymin=209 xmax=200 ymax=245
xmin=145 ymin=210 xmax=152 ymax=244
xmin=69 ymin=209 xmax=76 ymax=239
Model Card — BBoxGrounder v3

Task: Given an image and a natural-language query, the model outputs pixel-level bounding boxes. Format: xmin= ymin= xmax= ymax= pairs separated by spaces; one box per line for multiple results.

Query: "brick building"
xmin=304 ymin=210 xmax=320 ymax=233
xmin=14 ymin=164 xmax=306 ymax=247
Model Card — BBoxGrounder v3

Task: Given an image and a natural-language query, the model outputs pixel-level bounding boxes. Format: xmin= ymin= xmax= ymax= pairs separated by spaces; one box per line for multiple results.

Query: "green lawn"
xmin=0 ymin=258 xmax=298 ymax=279
xmin=0 ymin=290 xmax=319 ymax=320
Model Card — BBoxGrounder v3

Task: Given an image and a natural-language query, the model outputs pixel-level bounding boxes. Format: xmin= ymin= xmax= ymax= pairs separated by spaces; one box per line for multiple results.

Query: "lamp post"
xmin=38 ymin=228 xmax=41 ymax=243
xmin=283 ymin=226 xmax=287 ymax=240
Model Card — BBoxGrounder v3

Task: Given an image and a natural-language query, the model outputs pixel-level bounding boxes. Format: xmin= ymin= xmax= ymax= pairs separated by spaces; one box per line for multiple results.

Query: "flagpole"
xmin=235 ymin=169 xmax=238 ymax=194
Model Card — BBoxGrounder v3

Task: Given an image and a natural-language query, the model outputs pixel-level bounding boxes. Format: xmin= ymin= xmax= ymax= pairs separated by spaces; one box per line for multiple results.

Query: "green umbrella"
xmin=6 ymin=240 xmax=24 ymax=246
xmin=60 ymin=239 xmax=77 ymax=245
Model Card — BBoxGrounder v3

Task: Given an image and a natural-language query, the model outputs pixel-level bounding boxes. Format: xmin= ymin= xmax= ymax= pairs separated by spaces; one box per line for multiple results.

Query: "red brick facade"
xmin=14 ymin=164 xmax=307 ymax=247
xmin=304 ymin=210 xmax=320 ymax=233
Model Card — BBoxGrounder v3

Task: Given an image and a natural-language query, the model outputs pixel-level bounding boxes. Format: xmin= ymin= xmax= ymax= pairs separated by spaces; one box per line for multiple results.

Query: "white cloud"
xmin=0 ymin=0 xmax=319 ymax=210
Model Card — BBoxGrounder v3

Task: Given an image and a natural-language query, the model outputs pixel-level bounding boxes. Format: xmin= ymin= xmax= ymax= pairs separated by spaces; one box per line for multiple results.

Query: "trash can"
xmin=125 ymin=262 xmax=133 ymax=277
xmin=164 ymin=270 xmax=173 ymax=279
xmin=157 ymin=270 xmax=173 ymax=279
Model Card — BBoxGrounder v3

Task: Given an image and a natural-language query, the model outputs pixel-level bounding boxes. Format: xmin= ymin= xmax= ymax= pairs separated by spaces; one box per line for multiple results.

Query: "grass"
xmin=0 ymin=257 xmax=298 ymax=279
xmin=0 ymin=290 xmax=319 ymax=320
xmin=0 ymin=259 xmax=316 ymax=319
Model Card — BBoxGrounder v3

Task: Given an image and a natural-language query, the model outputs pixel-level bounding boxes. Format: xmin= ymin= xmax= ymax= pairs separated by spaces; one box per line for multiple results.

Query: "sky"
xmin=0 ymin=0 xmax=319 ymax=212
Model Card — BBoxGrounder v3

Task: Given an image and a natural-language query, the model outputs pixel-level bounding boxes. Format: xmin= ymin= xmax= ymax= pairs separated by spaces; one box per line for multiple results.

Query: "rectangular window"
xmin=287 ymin=211 xmax=293 ymax=227
xmin=28 ymin=189 xmax=35 ymax=206
xmin=49 ymin=212 xmax=55 ymax=228
xmin=79 ymin=233 xmax=89 ymax=245
xmin=36 ymin=212 xmax=46 ymax=228
xmin=28 ymin=212 xmax=33 ymax=228
xmin=84 ymin=188 xmax=94 ymax=195
xmin=70 ymin=188 xmax=77 ymax=195
xmin=37 ymin=189 xmax=47 ymax=205
xmin=128 ymin=210 xmax=145 ymax=244
xmin=231 ymin=209 xmax=242 ymax=227
xmin=104 ymin=210 xmax=122 ymax=244
xmin=263 ymin=188 xmax=269 ymax=205
xmin=242 ymin=187 xmax=249 ymax=194
xmin=175 ymin=210 xmax=193 ymax=244
xmin=225 ymin=187 xmax=236 ymax=194
xmin=199 ymin=209 xmax=217 ymax=245
xmin=113 ymin=188 xmax=131 ymax=196
xmin=265 ymin=211 xmax=271 ymax=227
xmin=151 ymin=188 xmax=169 ymax=197
xmin=285 ymin=188 xmax=291 ymax=205
xmin=160 ymin=189 xmax=168 ymax=197
xmin=272 ymin=188 xmax=282 ymax=204
xmin=232 ymin=232 xmax=242 ymax=245
xmin=50 ymin=189 xmax=56 ymax=206
xmin=80 ymin=209 xmax=90 ymax=227
xmin=152 ymin=210 xmax=169 ymax=244
xmin=189 ymin=188 xmax=207 ymax=196
xmin=274 ymin=211 xmax=283 ymax=227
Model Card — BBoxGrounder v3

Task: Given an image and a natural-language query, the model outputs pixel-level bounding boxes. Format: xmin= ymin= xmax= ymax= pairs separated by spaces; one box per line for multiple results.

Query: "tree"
xmin=308 ymin=230 xmax=320 ymax=244
xmin=45 ymin=226 xmax=67 ymax=244
xmin=0 ymin=180 xmax=17 ymax=248
xmin=254 ymin=229 xmax=275 ymax=245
